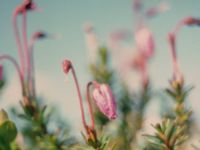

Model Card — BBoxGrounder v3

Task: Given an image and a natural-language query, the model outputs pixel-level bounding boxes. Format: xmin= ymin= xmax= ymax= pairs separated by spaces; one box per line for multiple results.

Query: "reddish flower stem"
xmin=0 ymin=55 xmax=24 ymax=94
xmin=28 ymin=32 xmax=49 ymax=97
xmin=22 ymin=10 xmax=31 ymax=85
xmin=168 ymin=33 xmax=182 ymax=80
xmin=28 ymin=39 xmax=36 ymax=97
xmin=12 ymin=13 xmax=25 ymax=77
xmin=70 ymin=65 xmax=87 ymax=129
xmin=86 ymin=82 xmax=95 ymax=129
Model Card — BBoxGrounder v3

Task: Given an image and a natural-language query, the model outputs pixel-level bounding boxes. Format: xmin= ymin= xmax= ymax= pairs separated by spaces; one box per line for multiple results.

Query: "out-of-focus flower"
xmin=174 ymin=17 xmax=200 ymax=34
xmin=145 ymin=2 xmax=170 ymax=18
xmin=133 ymin=0 xmax=142 ymax=13
xmin=92 ymin=82 xmax=117 ymax=120
xmin=32 ymin=31 xmax=47 ymax=40
xmin=181 ymin=17 xmax=200 ymax=26
xmin=132 ymin=51 xmax=149 ymax=87
xmin=109 ymin=30 xmax=131 ymax=51
xmin=0 ymin=65 xmax=3 ymax=81
xmin=132 ymin=51 xmax=146 ymax=71
xmin=62 ymin=60 xmax=72 ymax=74
xmin=108 ymin=30 xmax=134 ymax=72
xmin=135 ymin=27 xmax=155 ymax=59
xmin=14 ymin=0 xmax=38 ymax=15
xmin=83 ymin=23 xmax=99 ymax=63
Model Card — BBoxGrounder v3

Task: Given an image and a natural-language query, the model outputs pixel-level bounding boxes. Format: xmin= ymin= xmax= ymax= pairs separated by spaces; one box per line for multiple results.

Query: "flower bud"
xmin=15 ymin=1 xmax=37 ymax=14
xmin=182 ymin=17 xmax=200 ymax=26
xmin=33 ymin=31 xmax=47 ymax=39
xmin=92 ymin=82 xmax=117 ymax=120
xmin=62 ymin=60 xmax=72 ymax=74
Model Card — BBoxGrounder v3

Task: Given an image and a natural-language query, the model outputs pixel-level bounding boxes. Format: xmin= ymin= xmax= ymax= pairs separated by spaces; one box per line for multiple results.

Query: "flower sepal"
xmin=81 ymin=126 xmax=101 ymax=149
xmin=20 ymin=96 xmax=37 ymax=117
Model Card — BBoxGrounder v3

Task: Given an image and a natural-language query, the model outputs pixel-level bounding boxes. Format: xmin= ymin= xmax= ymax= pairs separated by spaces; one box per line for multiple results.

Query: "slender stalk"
xmin=12 ymin=13 xmax=25 ymax=77
xmin=168 ymin=33 xmax=182 ymax=81
xmin=29 ymin=32 xmax=48 ymax=98
xmin=22 ymin=10 xmax=31 ymax=85
xmin=29 ymin=39 xmax=36 ymax=97
xmin=0 ymin=54 xmax=24 ymax=94
xmin=86 ymin=82 xmax=95 ymax=129
xmin=70 ymin=65 xmax=87 ymax=129
xmin=133 ymin=0 xmax=143 ymax=32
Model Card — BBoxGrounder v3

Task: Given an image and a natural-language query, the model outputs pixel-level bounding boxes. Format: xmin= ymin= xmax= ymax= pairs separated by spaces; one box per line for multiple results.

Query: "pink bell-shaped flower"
xmin=135 ymin=27 xmax=155 ymax=59
xmin=92 ymin=82 xmax=117 ymax=120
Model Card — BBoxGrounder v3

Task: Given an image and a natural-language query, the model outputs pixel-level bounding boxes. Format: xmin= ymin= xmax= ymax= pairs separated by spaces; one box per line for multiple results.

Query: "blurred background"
xmin=0 ymin=0 xmax=200 ymax=142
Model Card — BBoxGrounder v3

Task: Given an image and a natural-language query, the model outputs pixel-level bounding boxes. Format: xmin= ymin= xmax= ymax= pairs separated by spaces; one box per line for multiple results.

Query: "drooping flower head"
xmin=168 ymin=17 xmax=200 ymax=85
xmin=62 ymin=60 xmax=72 ymax=74
xmin=182 ymin=17 xmax=200 ymax=26
xmin=92 ymin=81 xmax=117 ymax=120
xmin=32 ymin=31 xmax=47 ymax=40
xmin=133 ymin=0 xmax=143 ymax=13
xmin=174 ymin=17 xmax=200 ymax=34
xmin=14 ymin=0 xmax=38 ymax=15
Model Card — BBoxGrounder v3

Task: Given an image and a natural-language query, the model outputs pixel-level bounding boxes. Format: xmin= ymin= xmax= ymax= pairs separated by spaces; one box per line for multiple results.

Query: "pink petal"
xmin=135 ymin=27 xmax=155 ymax=59
xmin=100 ymin=84 xmax=117 ymax=119
xmin=92 ymin=83 xmax=117 ymax=120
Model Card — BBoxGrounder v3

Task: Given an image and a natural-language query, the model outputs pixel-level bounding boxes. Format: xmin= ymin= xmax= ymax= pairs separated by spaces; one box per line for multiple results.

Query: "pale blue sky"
xmin=0 ymin=0 xmax=200 ymax=139
xmin=0 ymin=0 xmax=200 ymax=81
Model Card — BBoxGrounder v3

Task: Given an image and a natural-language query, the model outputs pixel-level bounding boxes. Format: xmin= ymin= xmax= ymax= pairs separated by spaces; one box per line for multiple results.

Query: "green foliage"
xmin=0 ymin=80 xmax=4 ymax=90
xmin=89 ymin=47 xmax=113 ymax=85
xmin=165 ymin=81 xmax=192 ymax=132
xmin=0 ymin=109 xmax=17 ymax=150
xmin=81 ymin=132 xmax=115 ymax=150
xmin=10 ymin=97 xmax=76 ymax=149
xmin=145 ymin=80 xmax=193 ymax=150
xmin=0 ymin=1 xmax=198 ymax=149
xmin=144 ymin=119 xmax=188 ymax=150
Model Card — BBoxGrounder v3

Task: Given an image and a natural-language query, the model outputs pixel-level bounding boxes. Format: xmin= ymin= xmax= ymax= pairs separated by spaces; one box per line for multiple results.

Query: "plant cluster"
xmin=0 ymin=0 xmax=200 ymax=150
